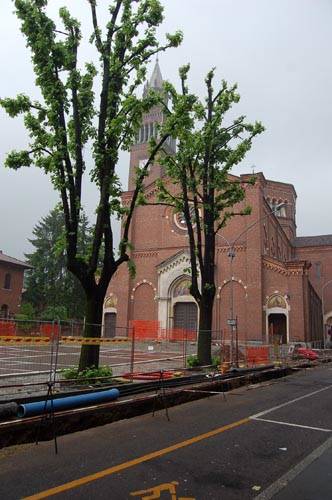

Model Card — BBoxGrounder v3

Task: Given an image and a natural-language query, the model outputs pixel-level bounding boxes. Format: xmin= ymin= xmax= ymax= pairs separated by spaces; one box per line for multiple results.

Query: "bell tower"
xmin=128 ymin=60 xmax=176 ymax=191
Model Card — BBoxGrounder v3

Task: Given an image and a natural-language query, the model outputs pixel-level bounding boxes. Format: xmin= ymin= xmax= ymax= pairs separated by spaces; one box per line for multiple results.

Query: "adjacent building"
xmin=105 ymin=63 xmax=332 ymax=346
xmin=0 ymin=250 xmax=31 ymax=318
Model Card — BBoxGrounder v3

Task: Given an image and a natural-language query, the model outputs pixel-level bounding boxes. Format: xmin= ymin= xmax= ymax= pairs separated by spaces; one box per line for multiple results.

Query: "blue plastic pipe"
xmin=17 ymin=388 xmax=120 ymax=418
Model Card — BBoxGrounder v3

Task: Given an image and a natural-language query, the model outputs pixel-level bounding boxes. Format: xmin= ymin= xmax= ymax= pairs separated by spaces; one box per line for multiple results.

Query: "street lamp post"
xmin=321 ymin=279 xmax=332 ymax=348
xmin=216 ymin=202 xmax=286 ymax=366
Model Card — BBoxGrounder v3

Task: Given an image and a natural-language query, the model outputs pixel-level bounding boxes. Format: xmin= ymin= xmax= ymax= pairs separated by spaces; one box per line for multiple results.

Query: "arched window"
xmin=144 ymin=123 xmax=149 ymax=142
xmin=315 ymin=262 xmax=322 ymax=280
xmin=149 ymin=122 xmax=154 ymax=138
xmin=263 ymin=224 xmax=268 ymax=254
xmin=274 ymin=199 xmax=286 ymax=217
xmin=140 ymin=126 xmax=144 ymax=143
xmin=4 ymin=273 xmax=11 ymax=290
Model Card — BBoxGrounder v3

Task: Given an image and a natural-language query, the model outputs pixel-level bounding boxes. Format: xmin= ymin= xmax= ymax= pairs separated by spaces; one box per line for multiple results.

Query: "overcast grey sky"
xmin=0 ymin=0 xmax=331 ymax=259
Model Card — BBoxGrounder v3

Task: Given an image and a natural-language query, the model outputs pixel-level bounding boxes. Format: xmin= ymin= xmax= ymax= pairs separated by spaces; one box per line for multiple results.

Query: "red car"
xmin=295 ymin=347 xmax=319 ymax=361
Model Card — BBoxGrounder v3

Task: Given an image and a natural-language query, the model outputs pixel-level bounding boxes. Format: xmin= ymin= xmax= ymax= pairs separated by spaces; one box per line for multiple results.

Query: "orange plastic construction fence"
xmin=167 ymin=328 xmax=197 ymax=341
xmin=0 ymin=321 xmax=15 ymax=336
xmin=129 ymin=320 xmax=160 ymax=340
xmin=39 ymin=322 xmax=60 ymax=339
xmin=246 ymin=346 xmax=270 ymax=365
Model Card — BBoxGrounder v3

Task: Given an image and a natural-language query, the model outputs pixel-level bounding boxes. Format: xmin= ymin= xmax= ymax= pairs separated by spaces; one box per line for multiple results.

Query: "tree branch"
xmin=88 ymin=0 xmax=103 ymax=53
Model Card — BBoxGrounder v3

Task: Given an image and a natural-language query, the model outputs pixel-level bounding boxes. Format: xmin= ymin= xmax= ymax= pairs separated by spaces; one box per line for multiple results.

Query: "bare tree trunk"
xmin=197 ymin=293 xmax=214 ymax=365
xmin=78 ymin=293 xmax=104 ymax=370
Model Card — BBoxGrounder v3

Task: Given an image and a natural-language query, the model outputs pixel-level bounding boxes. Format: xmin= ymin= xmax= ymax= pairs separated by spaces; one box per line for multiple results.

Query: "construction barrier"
xmin=129 ymin=320 xmax=160 ymax=340
xmin=0 ymin=336 xmax=129 ymax=346
xmin=167 ymin=328 xmax=197 ymax=342
xmin=0 ymin=321 xmax=15 ymax=336
xmin=0 ymin=336 xmax=51 ymax=345
xmin=40 ymin=322 xmax=60 ymax=339
xmin=61 ymin=336 xmax=129 ymax=345
xmin=246 ymin=346 xmax=270 ymax=366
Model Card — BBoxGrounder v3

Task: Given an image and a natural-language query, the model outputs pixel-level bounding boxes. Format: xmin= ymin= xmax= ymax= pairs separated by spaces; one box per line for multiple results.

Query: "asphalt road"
xmin=0 ymin=365 xmax=331 ymax=499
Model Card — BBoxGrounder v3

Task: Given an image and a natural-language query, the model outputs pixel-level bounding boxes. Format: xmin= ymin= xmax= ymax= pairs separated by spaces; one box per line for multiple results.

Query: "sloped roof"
xmin=293 ymin=235 xmax=332 ymax=248
xmin=0 ymin=251 xmax=32 ymax=269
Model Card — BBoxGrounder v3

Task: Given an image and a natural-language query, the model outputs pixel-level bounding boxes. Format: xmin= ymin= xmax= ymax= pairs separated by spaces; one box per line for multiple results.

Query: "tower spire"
xmin=149 ymin=59 xmax=163 ymax=89
xmin=143 ymin=59 xmax=164 ymax=97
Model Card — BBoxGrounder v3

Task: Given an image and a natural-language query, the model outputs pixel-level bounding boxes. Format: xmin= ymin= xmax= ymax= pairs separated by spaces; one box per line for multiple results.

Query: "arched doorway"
xmin=174 ymin=302 xmax=198 ymax=331
xmin=170 ymin=278 xmax=198 ymax=333
xmin=103 ymin=295 xmax=117 ymax=338
xmin=268 ymin=313 xmax=287 ymax=344
xmin=266 ymin=295 xmax=289 ymax=344
xmin=104 ymin=312 xmax=116 ymax=338
xmin=0 ymin=304 xmax=8 ymax=318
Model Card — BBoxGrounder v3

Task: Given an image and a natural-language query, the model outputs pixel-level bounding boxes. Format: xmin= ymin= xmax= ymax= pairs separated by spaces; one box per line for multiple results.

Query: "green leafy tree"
xmin=15 ymin=302 xmax=35 ymax=321
xmin=39 ymin=305 xmax=69 ymax=321
xmin=24 ymin=207 xmax=91 ymax=319
xmin=1 ymin=0 xmax=182 ymax=369
xmin=155 ymin=66 xmax=264 ymax=364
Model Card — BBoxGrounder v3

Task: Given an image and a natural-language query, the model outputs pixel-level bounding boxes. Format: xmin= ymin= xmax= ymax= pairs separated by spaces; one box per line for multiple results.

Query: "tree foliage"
xmin=1 ymin=0 xmax=182 ymax=369
xmin=24 ymin=207 xmax=91 ymax=319
xmin=155 ymin=66 xmax=264 ymax=363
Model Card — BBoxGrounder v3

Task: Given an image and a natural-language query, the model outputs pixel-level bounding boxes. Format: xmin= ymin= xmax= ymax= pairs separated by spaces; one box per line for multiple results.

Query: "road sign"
xmin=227 ymin=319 xmax=237 ymax=326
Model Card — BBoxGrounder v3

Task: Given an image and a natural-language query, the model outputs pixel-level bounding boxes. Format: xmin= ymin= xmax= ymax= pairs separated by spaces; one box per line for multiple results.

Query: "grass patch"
xmin=187 ymin=354 xmax=220 ymax=368
xmin=61 ymin=365 xmax=113 ymax=385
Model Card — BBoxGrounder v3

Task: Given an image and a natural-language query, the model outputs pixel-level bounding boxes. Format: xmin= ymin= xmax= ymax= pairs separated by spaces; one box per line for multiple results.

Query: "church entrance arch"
xmin=265 ymin=294 xmax=289 ymax=344
xmin=170 ymin=277 xmax=198 ymax=333
xmin=268 ymin=313 xmax=287 ymax=344
xmin=103 ymin=294 xmax=117 ymax=337
xmin=173 ymin=302 xmax=198 ymax=331
xmin=157 ymin=251 xmax=200 ymax=331
xmin=104 ymin=312 xmax=116 ymax=338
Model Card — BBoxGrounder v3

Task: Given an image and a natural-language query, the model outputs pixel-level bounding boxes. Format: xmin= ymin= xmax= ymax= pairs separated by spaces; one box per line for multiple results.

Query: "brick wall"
xmin=0 ymin=263 xmax=26 ymax=317
xmin=295 ymin=245 xmax=332 ymax=318
xmin=106 ymin=152 xmax=331 ymax=343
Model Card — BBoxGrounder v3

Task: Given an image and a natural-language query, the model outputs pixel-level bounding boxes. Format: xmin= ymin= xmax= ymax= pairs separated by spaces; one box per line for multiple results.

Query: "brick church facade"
xmin=105 ymin=63 xmax=332 ymax=346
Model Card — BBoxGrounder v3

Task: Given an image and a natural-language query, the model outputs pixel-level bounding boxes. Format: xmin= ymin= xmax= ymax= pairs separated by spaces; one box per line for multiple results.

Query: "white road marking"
xmin=250 ymin=384 xmax=332 ymax=418
xmin=255 ymin=435 xmax=332 ymax=499
xmin=251 ymin=416 xmax=331 ymax=433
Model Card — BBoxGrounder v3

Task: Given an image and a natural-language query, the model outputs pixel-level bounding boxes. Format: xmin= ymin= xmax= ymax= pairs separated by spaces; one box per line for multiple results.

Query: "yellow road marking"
xmin=24 ymin=417 xmax=250 ymax=499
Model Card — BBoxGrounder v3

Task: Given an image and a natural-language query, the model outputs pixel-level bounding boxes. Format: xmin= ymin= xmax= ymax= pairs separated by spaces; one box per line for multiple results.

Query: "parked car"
xmin=293 ymin=347 xmax=319 ymax=361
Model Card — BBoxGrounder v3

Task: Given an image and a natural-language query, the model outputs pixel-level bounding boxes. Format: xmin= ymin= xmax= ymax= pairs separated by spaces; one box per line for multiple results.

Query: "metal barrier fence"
xmin=0 ymin=319 xmax=330 ymax=399
xmin=0 ymin=319 xmax=194 ymax=398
